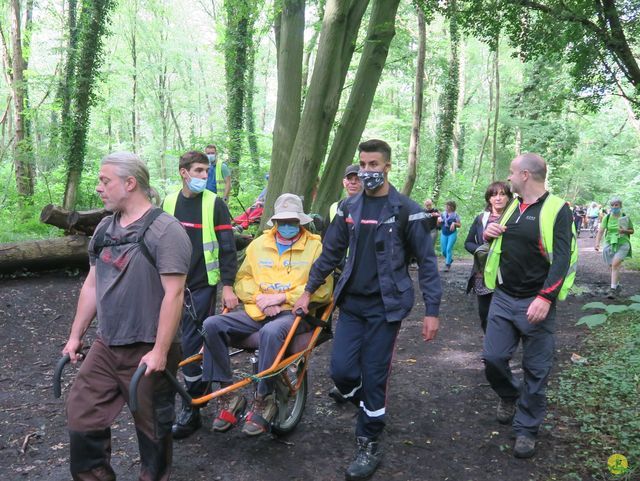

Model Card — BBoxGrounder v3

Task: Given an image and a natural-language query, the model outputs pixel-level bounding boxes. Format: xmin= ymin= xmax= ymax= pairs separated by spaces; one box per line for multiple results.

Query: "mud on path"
xmin=1 ymin=236 xmax=637 ymax=481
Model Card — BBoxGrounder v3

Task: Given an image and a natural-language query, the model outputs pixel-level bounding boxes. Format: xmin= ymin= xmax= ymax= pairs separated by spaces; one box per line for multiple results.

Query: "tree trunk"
xmin=10 ymin=0 xmax=35 ymax=197
xmin=473 ymin=53 xmax=494 ymax=186
xmin=313 ymin=0 xmax=400 ymax=216
xmin=401 ymin=7 xmax=426 ymax=197
xmin=452 ymin=38 xmax=466 ymax=173
xmin=62 ymin=0 xmax=117 ymax=209
xmin=245 ymin=43 xmax=260 ymax=172
xmin=224 ymin=0 xmax=256 ymax=196
xmin=262 ymin=0 xmax=305 ymax=227
xmin=431 ymin=0 xmax=459 ymax=203
xmin=278 ymin=0 xmax=369 ymax=212
xmin=130 ymin=10 xmax=138 ymax=152
xmin=491 ymin=42 xmax=500 ymax=181
xmin=0 ymin=235 xmax=91 ymax=273
xmin=40 ymin=204 xmax=110 ymax=235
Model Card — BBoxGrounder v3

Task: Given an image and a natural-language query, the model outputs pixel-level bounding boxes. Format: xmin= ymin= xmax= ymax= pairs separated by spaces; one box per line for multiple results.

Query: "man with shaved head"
xmin=482 ymin=152 xmax=576 ymax=458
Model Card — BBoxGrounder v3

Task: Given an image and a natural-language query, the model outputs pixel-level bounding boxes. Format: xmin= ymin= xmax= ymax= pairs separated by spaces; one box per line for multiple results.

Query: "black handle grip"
xmin=295 ymin=308 xmax=305 ymax=317
xmin=53 ymin=354 xmax=71 ymax=398
xmin=129 ymin=364 xmax=193 ymax=414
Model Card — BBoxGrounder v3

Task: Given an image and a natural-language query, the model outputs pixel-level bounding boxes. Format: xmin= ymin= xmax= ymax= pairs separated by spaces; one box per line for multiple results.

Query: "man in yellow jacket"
xmin=201 ymin=193 xmax=333 ymax=436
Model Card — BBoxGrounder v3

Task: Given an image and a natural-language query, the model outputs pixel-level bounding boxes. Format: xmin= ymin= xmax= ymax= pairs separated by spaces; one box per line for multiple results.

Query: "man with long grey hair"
xmin=62 ymin=152 xmax=192 ymax=481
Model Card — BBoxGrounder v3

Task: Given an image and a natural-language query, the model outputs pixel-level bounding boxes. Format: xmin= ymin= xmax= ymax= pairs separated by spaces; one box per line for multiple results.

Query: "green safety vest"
xmin=214 ymin=162 xmax=224 ymax=192
xmin=329 ymin=201 xmax=339 ymax=222
xmin=484 ymin=194 xmax=578 ymax=301
xmin=163 ymin=189 xmax=220 ymax=285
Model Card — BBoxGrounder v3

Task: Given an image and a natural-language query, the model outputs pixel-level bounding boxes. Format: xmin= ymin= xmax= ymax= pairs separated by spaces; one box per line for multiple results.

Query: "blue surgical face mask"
xmin=187 ymin=175 xmax=206 ymax=194
xmin=357 ymin=170 xmax=385 ymax=191
xmin=611 ymin=207 xmax=621 ymax=215
xmin=207 ymin=154 xmax=217 ymax=163
xmin=277 ymin=223 xmax=300 ymax=239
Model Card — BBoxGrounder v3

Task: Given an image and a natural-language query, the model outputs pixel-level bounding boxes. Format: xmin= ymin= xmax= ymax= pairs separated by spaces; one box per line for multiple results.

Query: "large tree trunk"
xmin=62 ymin=0 xmax=117 ymax=209
xmin=312 ymin=0 xmax=400 ymax=217
xmin=262 ymin=0 xmax=305 ymax=227
xmin=279 ymin=0 xmax=369 ymax=211
xmin=431 ymin=0 xmax=459 ymax=203
xmin=245 ymin=43 xmax=260 ymax=172
xmin=10 ymin=0 xmax=35 ymax=197
xmin=401 ymin=7 xmax=426 ymax=197
xmin=0 ymin=236 xmax=90 ymax=273
xmin=224 ymin=0 xmax=256 ymax=195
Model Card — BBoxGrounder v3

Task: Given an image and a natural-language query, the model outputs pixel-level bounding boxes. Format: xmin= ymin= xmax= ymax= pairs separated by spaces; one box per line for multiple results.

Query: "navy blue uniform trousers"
xmin=331 ymin=295 xmax=401 ymax=440
xmin=181 ymin=285 xmax=216 ymax=396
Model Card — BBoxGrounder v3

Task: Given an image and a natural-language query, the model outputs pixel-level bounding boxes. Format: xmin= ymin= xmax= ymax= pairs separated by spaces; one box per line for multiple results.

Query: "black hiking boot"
xmin=171 ymin=403 xmax=201 ymax=439
xmin=345 ymin=437 xmax=382 ymax=480
xmin=496 ymin=398 xmax=517 ymax=424
xmin=513 ymin=434 xmax=536 ymax=458
xmin=329 ymin=386 xmax=348 ymax=404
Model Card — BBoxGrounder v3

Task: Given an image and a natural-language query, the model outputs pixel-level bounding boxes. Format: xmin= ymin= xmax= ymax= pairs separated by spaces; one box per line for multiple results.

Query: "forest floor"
xmin=0 ymin=235 xmax=638 ymax=481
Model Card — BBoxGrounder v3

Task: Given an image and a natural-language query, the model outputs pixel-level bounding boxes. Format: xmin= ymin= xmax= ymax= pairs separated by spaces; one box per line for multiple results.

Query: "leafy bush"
xmin=549 ymin=310 xmax=640 ymax=478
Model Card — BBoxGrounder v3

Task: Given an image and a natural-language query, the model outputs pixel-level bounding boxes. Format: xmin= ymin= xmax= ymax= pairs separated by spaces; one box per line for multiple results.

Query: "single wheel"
xmin=271 ymin=359 xmax=308 ymax=435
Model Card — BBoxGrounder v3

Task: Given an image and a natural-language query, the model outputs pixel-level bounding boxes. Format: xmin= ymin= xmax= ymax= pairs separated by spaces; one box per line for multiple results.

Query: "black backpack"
xmin=92 ymin=208 xmax=164 ymax=267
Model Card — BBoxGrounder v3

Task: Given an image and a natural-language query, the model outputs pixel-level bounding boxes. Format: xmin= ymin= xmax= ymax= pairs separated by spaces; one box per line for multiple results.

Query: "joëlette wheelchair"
xmin=54 ymin=302 xmax=334 ymax=436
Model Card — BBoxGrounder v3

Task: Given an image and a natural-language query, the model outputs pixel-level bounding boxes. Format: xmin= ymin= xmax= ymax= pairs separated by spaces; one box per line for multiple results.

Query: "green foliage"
xmin=577 ymin=298 xmax=640 ymax=328
xmin=549 ymin=311 xmax=640 ymax=477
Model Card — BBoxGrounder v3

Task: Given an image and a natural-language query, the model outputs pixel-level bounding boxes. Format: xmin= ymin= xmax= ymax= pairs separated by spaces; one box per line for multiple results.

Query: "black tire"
xmin=271 ymin=360 xmax=308 ymax=435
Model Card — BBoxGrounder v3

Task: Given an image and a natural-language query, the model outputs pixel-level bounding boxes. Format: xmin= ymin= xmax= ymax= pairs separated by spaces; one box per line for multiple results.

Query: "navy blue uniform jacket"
xmin=305 ymin=185 xmax=442 ymax=322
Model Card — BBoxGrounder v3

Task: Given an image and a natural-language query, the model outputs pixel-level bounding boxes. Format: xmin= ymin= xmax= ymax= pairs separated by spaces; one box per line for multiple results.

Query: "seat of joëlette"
xmin=232 ymin=316 xmax=333 ymax=355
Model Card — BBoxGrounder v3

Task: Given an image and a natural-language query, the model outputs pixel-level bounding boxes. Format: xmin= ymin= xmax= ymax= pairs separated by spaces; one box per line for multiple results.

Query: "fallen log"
xmin=40 ymin=204 xmax=109 ymax=235
xmin=0 ymin=235 xmax=90 ymax=273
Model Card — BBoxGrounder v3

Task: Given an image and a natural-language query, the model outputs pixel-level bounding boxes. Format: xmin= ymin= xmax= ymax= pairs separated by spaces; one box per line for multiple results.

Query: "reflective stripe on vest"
xmin=163 ymin=190 xmax=220 ymax=286
xmin=215 ymin=162 xmax=224 ymax=189
xmin=484 ymin=194 xmax=578 ymax=301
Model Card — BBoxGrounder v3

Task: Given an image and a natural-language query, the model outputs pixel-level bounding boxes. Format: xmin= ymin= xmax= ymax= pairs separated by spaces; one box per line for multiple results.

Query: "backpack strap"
xmin=92 ymin=208 xmax=164 ymax=267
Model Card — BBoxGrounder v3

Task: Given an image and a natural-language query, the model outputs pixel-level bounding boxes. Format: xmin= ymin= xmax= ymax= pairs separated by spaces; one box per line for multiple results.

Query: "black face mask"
xmin=357 ymin=171 xmax=385 ymax=191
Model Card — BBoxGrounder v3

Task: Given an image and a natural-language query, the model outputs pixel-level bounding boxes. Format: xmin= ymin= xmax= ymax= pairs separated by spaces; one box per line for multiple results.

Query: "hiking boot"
xmin=444 ymin=264 xmax=451 ymax=272
xmin=171 ymin=404 xmax=201 ymax=439
xmin=513 ymin=434 xmax=536 ymax=458
xmin=242 ymin=393 xmax=277 ymax=436
xmin=606 ymin=287 xmax=618 ymax=299
xmin=329 ymin=386 xmax=348 ymax=404
xmin=212 ymin=392 xmax=247 ymax=432
xmin=345 ymin=437 xmax=382 ymax=480
xmin=496 ymin=398 xmax=517 ymax=424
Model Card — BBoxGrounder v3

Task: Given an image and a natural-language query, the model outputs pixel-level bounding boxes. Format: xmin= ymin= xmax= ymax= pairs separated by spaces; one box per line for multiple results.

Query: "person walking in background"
xmin=423 ymin=198 xmax=440 ymax=245
xmin=586 ymin=202 xmax=600 ymax=237
xmin=464 ymin=181 xmax=513 ymax=333
xmin=204 ymin=144 xmax=231 ymax=202
xmin=594 ymin=197 xmax=634 ymax=299
xmin=572 ymin=204 xmax=585 ymax=237
xmin=439 ymin=200 xmax=461 ymax=271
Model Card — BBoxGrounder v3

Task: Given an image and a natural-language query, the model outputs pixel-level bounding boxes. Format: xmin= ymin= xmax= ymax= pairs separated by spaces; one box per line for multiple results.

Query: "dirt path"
xmin=1 ymin=235 xmax=637 ymax=481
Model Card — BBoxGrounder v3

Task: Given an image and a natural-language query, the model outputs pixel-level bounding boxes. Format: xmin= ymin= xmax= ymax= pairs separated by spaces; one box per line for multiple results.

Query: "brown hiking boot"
xmin=241 ymin=393 xmax=277 ymax=436
xmin=212 ymin=392 xmax=246 ymax=432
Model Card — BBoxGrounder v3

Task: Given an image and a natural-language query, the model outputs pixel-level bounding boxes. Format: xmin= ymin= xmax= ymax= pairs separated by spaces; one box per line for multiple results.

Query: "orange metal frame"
xmin=179 ymin=303 xmax=334 ymax=407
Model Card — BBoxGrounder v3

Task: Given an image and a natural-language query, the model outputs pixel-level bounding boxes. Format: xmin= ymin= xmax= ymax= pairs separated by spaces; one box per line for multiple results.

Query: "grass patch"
xmin=549 ymin=311 xmax=640 ymax=479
